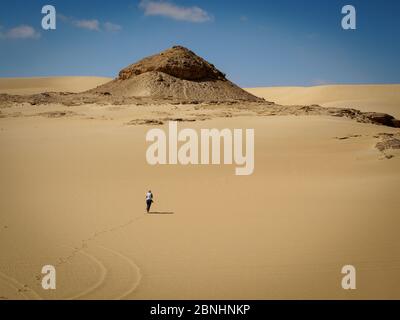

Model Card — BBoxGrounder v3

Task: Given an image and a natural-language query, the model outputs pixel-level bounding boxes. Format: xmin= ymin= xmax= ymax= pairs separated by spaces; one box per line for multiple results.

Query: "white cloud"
xmin=139 ymin=0 xmax=212 ymax=23
xmin=59 ymin=15 xmax=121 ymax=32
xmin=58 ymin=14 xmax=70 ymax=22
xmin=73 ymin=19 xmax=100 ymax=31
xmin=104 ymin=22 xmax=122 ymax=32
xmin=0 ymin=25 xmax=40 ymax=39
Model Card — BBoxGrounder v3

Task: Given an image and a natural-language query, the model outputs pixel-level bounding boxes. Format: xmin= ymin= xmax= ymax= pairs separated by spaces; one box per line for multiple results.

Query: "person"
xmin=146 ymin=190 xmax=153 ymax=213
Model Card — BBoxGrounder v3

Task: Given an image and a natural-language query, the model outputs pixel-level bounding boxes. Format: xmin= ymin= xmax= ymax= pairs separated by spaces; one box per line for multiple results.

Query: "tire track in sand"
xmin=98 ymin=245 xmax=142 ymax=300
xmin=64 ymin=247 xmax=108 ymax=300
xmin=55 ymin=214 xmax=145 ymax=299
xmin=64 ymin=245 xmax=142 ymax=300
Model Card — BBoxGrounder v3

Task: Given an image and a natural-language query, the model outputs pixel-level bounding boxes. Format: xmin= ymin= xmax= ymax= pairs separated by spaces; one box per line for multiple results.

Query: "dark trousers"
xmin=146 ymin=200 xmax=152 ymax=212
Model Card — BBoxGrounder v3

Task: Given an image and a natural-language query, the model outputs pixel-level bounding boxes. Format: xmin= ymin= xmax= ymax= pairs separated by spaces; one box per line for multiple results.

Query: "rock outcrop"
xmin=90 ymin=46 xmax=262 ymax=102
xmin=118 ymin=46 xmax=226 ymax=81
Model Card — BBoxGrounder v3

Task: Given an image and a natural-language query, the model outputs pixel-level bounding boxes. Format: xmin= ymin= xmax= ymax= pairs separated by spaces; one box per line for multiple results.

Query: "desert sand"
xmin=246 ymin=85 xmax=400 ymax=119
xmin=1 ymin=48 xmax=400 ymax=299
xmin=0 ymin=77 xmax=111 ymax=95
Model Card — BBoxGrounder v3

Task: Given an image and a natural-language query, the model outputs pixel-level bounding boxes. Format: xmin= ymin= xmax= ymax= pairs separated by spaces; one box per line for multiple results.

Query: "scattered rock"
xmin=375 ymin=137 xmax=400 ymax=152
xmin=334 ymin=134 xmax=362 ymax=140
xmin=37 ymin=111 xmax=77 ymax=118
xmin=363 ymin=112 xmax=400 ymax=128
xmin=125 ymin=119 xmax=164 ymax=126
xmin=162 ymin=117 xmax=196 ymax=122
xmin=374 ymin=132 xmax=400 ymax=159
xmin=383 ymin=154 xmax=394 ymax=159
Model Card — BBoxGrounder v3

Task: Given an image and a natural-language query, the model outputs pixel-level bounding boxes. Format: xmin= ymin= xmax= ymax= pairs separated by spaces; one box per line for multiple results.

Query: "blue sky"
xmin=0 ymin=0 xmax=399 ymax=87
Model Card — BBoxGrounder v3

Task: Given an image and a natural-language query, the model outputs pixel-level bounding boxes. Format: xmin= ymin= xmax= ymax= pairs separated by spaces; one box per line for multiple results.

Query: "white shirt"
xmin=146 ymin=192 xmax=153 ymax=201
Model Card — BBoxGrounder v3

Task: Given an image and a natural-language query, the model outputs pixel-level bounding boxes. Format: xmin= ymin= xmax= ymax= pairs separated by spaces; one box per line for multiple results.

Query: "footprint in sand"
xmin=0 ymin=271 xmax=42 ymax=300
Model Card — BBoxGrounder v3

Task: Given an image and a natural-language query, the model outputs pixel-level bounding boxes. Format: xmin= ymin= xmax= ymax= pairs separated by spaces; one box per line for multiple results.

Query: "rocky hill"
xmin=89 ymin=46 xmax=262 ymax=102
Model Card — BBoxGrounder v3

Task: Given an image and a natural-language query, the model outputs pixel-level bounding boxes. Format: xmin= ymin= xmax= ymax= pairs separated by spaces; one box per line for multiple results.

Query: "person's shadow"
xmin=148 ymin=211 xmax=174 ymax=215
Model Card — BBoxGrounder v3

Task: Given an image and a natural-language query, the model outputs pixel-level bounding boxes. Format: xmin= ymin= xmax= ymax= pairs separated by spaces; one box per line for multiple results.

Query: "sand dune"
xmin=246 ymin=85 xmax=400 ymax=118
xmin=0 ymin=77 xmax=112 ymax=95
xmin=1 ymin=74 xmax=400 ymax=299
xmin=0 ymin=100 xmax=400 ymax=299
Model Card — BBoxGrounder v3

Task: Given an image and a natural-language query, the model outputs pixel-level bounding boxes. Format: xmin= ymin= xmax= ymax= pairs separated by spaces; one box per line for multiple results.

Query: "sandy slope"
xmin=0 ymin=100 xmax=400 ymax=299
xmin=246 ymin=85 xmax=400 ymax=118
xmin=0 ymin=77 xmax=112 ymax=95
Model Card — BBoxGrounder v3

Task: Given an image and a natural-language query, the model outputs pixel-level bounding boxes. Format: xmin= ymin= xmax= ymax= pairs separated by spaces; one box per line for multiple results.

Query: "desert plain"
xmin=1 ymin=62 xmax=400 ymax=299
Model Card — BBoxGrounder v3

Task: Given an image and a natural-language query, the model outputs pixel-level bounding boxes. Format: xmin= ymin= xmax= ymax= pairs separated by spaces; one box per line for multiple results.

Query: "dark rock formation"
xmin=118 ymin=46 xmax=226 ymax=81
xmin=363 ymin=112 xmax=400 ymax=128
